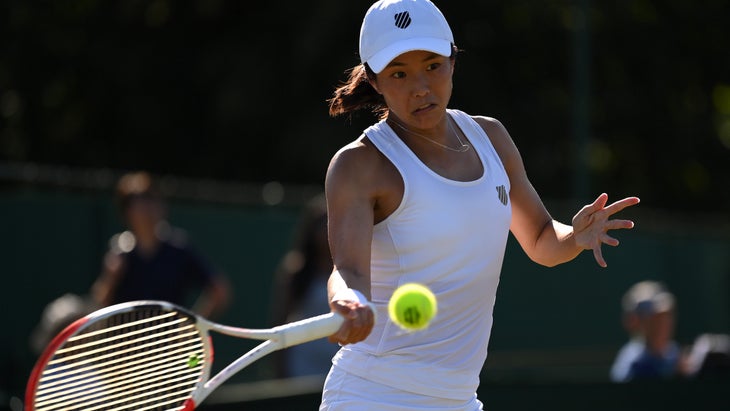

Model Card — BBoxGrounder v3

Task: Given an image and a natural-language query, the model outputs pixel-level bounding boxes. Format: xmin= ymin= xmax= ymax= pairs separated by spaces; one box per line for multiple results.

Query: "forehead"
xmin=126 ymin=193 xmax=162 ymax=207
xmin=385 ymin=50 xmax=445 ymax=68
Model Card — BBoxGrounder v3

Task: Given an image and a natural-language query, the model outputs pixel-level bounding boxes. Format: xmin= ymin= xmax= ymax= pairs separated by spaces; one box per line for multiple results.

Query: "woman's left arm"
xmin=475 ymin=116 xmax=639 ymax=268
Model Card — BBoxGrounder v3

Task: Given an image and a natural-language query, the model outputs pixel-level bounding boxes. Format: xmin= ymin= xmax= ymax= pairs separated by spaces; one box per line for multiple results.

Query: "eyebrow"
xmin=385 ymin=52 xmax=442 ymax=69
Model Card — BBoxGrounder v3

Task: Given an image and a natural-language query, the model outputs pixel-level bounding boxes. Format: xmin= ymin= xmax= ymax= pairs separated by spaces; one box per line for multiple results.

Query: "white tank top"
xmin=332 ymin=109 xmax=512 ymax=400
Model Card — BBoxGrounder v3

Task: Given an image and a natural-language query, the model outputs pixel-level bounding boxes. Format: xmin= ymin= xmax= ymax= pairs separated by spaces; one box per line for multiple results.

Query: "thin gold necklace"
xmin=388 ymin=117 xmax=471 ymax=153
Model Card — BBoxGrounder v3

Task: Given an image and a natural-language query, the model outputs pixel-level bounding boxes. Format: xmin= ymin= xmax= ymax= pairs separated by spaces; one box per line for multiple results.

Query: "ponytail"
xmin=328 ymin=63 xmax=388 ymax=120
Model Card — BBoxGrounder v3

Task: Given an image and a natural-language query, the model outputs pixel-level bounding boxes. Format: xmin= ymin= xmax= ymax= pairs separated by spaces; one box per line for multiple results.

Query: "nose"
xmin=410 ymin=73 xmax=430 ymax=98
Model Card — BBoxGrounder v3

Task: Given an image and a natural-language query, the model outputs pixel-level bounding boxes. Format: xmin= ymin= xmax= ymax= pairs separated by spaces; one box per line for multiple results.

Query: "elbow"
xmin=525 ymin=250 xmax=570 ymax=268
xmin=523 ymin=220 xmax=574 ymax=268
xmin=537 ymin=259 xmax=559 ymax=268
xmin=529 ymin=255 xmax=562 ymax=268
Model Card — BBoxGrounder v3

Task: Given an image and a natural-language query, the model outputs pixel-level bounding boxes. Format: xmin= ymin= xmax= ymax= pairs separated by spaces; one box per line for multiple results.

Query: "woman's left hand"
xmin=572 ymin=193 xmax=640 ymax=267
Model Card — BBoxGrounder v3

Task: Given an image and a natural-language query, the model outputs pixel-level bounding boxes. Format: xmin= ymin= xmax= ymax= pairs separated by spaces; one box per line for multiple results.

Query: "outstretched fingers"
xmin=606 ymin=219 xmax=635 ymax=231
xmin=592 ymin=245 xmax=607 ymax=268
xmin=578 ymin=194 xmax=640 ymax=268
xmin=604 ymin=196 xmax=641 ymax=216
xmin=585 ymin=192 xmax=609 ymax=214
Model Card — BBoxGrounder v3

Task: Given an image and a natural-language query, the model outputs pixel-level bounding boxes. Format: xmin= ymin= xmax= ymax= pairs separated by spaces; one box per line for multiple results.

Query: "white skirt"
xmin=319 ymin=365 xmax=484 ymax=411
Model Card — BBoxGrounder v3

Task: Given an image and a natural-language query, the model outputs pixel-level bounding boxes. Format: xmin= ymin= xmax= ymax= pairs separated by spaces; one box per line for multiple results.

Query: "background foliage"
xmin=2 ymin=0 xmax=729 ymax=212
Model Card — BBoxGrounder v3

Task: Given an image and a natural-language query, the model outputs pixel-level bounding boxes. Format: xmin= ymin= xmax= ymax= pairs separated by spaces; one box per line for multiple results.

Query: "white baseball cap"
xmin=359 ymin=0 xmax=454 ymax=74
xmin=622 ymin=281 xmax=675 ymax=317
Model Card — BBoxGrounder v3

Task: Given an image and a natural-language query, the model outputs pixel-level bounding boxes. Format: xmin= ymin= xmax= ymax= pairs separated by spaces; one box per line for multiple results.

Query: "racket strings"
xmin=35 ymin=342 xmax=202 ymax=404
xmin=37 ymin=340 xmax=200 ymax=393
xmin=40 ymin=375 xmax=198 ymax=411
xmin=52 ymin=314 xmax=188 ymax=358
xmin=43 ymin=326 xmax=199 ymax=373
xmin=64 ymin=311 xmax=179 ymax=343
xmin=33 ymin=306 xmax=207 ymax=411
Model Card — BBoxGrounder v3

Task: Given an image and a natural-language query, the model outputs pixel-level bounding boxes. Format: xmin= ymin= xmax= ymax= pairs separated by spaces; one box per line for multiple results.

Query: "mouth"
xmin=413 ymin=103 xmax=436 ymax=114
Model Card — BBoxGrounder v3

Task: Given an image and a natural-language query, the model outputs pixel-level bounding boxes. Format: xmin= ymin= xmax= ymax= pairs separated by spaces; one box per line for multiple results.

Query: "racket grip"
xmin=276 ymin=312 xmax=345 ymax=348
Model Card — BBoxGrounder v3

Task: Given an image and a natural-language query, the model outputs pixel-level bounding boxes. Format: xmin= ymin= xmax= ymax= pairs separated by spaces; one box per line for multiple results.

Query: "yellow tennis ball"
xmin=388 ymin=283 xmax=437 ymax=331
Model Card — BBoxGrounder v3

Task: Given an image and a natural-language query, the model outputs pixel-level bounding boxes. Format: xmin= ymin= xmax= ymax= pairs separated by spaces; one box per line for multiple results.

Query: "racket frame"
xmin=25 ymin=300 xmax=344 ymax=411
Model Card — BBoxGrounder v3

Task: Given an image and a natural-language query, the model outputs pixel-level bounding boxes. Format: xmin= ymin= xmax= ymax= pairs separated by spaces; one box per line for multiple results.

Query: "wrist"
xmin=332 ymin=288 xmax=377 ymax=321
xmin=332 ymin=288 xmax=368 ymax=304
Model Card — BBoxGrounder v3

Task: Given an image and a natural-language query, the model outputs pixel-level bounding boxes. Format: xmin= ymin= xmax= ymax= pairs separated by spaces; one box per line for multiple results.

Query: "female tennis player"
xmin=322 ymin=0 xmax=640 ymax=409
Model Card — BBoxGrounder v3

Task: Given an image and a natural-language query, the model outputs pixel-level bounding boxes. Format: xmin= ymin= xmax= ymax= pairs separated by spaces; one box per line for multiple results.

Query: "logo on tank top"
xmin=496 ymin=185 xmax=508 ymax=205
xmin=394 ymin=11 xmax=412 ymax=29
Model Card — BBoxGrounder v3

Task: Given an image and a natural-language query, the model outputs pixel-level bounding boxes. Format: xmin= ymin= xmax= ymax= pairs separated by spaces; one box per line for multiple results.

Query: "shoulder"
xmin=326 ymin=135 xmax=394 ymax=187
xmin=471 ymin=115 xmax=510 ymax=144
xmin=328 ymin=136 xmax=384 ymax=167
xmin=471 ymin=115 xmax=504 ymax=130
xmin=470 ymin=115 xmax=524 ymax=173
xmin=326 ymin=134 xmax=403 ymax=219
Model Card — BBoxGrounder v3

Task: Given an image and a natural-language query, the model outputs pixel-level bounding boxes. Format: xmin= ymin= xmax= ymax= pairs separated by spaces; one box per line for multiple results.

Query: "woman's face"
xmin=371 ymin=50 xmax=454 ymax=130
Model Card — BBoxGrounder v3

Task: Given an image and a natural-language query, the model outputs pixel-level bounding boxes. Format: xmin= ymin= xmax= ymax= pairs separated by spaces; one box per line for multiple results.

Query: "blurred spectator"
xmin=269 ymin=194 xmax=339 ymax=378
xmin=91 ymin=171 xmax=231 ymax=319
xmin=610 ymin=280 xmax=683 ymax=382
xmin=29 ymin=293 xmax=96 ymax=356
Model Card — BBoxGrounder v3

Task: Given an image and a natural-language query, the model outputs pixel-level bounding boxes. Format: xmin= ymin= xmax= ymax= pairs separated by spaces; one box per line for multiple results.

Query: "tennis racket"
xmin=25 ymin=300 xmax=344 ymax=411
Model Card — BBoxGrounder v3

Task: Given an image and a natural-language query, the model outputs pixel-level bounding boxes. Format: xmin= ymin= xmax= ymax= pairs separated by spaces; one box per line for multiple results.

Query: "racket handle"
xmin=276 ymin=312 xmax=345 ymax=348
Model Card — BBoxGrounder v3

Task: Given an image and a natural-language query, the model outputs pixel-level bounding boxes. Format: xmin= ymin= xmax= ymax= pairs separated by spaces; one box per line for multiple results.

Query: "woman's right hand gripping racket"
xmin=25 ymin=300 xmax=345 ymax=411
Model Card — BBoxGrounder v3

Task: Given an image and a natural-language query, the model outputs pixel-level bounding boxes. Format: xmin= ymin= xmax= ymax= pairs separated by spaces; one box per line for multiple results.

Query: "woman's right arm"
xmin=324 ymin=139 xmax=381 ymax=345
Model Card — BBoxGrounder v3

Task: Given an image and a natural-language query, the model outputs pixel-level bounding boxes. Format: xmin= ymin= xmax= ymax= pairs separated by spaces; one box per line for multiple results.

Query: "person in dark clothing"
xmin=91 ymin=171 xmax=231 ymax=319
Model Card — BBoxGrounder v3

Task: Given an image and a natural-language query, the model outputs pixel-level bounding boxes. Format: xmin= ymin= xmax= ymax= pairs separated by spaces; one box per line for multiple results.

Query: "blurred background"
xmin=1 ymin=0 xmax=729 ymax=410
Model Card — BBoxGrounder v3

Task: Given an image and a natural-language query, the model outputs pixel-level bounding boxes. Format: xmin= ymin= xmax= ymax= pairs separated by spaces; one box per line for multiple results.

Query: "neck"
xmin=387 ymin=116 xmax=470 ymax=153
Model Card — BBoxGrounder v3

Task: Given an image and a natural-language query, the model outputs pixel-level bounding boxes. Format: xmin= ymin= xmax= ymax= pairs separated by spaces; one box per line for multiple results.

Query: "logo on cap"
xmin=394 ymin=11 xmax=412 ymax=29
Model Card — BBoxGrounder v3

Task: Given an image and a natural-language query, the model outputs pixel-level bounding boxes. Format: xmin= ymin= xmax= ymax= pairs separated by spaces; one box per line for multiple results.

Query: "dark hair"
xmin=328 ymin=44 xmax=460 ymax=121
xmin=328 ymin=63 xmax=385 ymax=120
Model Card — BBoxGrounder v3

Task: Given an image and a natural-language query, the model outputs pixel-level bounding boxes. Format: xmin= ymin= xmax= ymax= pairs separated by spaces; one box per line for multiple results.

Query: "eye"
xmin=391 ymin=71 xmax=406 ymax=79
xmin=427 ymin=62 xmax=441 ymax=71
